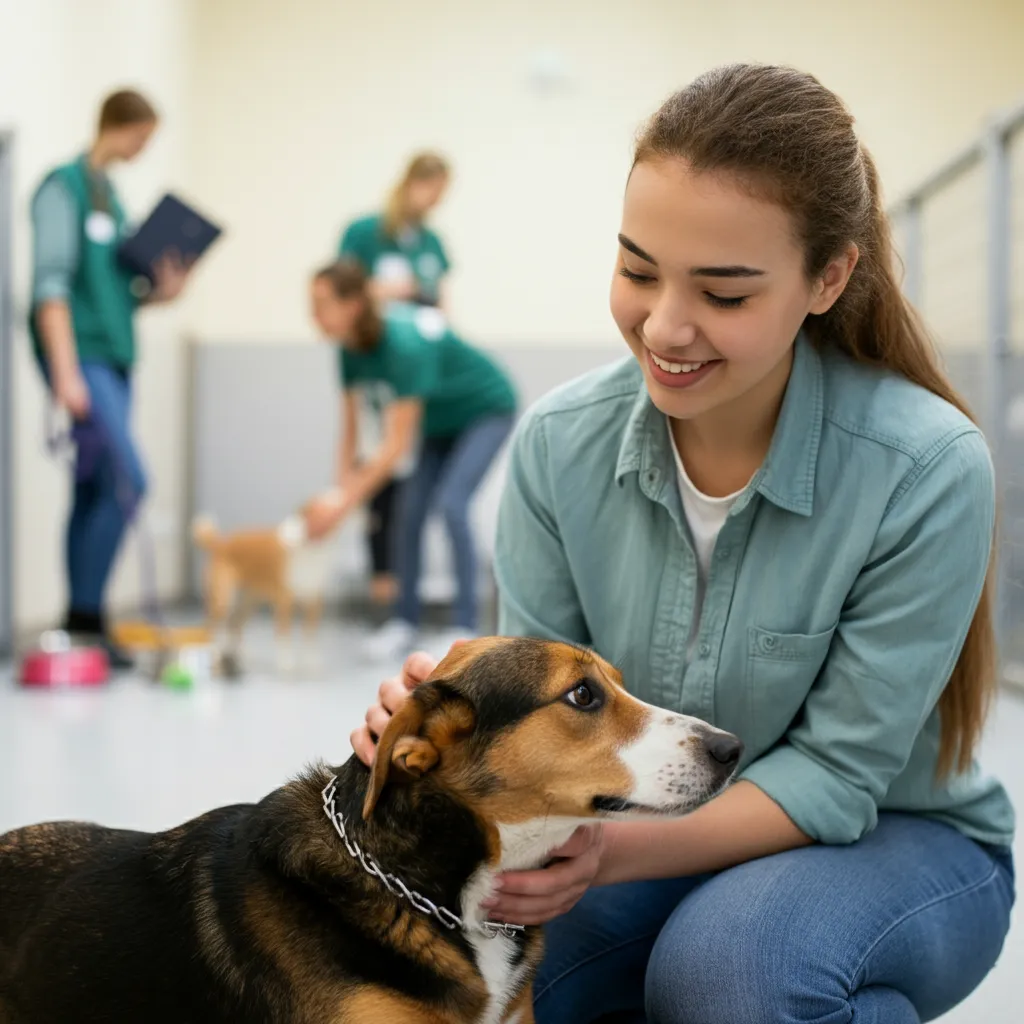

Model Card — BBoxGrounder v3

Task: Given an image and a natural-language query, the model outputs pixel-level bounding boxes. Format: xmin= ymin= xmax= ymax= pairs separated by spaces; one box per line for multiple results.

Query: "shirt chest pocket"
xmin=744 ymin=625 xmax=837 ymax=744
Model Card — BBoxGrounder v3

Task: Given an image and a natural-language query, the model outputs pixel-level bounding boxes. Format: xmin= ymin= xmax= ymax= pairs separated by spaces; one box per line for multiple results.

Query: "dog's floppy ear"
xmin=362 ymin=682 xmax=475 ymax=820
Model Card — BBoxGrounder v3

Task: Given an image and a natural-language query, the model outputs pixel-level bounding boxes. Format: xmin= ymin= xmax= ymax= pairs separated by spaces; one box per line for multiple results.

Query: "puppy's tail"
xmin=191 ymin=515 xmax=222 ymax=552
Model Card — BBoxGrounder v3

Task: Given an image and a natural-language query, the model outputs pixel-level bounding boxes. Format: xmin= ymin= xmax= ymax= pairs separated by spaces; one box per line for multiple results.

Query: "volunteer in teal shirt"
xmin=352 ymin=66 xmax=1015 ymax=1023
xmin=30 ymin=90 xmax=191 ymax=668
xmin=337 ymin=152 xmax=452 ymax=610
xmin=306 ymin=259 xmax=516 ymax=660
xmin=339 ymin=152 xmax=451 ymax=308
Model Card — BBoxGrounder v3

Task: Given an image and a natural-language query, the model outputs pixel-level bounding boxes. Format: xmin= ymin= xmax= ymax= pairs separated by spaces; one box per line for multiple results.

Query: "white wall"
xmin=186 ymin=0 xmax=1024 ymax=348
xmin=0 ymin=0 xmax=195 ymax=633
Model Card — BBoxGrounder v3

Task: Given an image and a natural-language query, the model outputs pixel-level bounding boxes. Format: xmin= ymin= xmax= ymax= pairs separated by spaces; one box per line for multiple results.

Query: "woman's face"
xmin=108 ymin=121 xmax=158 ymax=162
xmin=310 ymin=277 xmax=362 ymax=342
xmin=610 ymin=157 xmax=855 ymax=428
xmin=405 ymin=174 xmax=449 ymax=219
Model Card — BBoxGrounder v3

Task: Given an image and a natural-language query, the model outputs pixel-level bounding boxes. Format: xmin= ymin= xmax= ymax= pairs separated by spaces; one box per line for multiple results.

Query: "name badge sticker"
xmin=85 ymin=211 xmax=117 ymax=245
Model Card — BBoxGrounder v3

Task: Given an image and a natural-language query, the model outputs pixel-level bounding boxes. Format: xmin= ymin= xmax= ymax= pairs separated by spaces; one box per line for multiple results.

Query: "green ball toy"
xmin=162 ymin=662 xmax=194 ymax=691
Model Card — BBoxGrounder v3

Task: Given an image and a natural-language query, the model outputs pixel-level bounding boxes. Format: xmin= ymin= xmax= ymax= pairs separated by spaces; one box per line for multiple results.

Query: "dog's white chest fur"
xmin=468 ymin=927 xmax=526 ymax=1024
xmin=460 ymin=816 xmax=584 ymax=1023
xmin=277 ymin=515 xmax=329 ymax=599
xmin=285 ymin=544 xmax=329 ymax=599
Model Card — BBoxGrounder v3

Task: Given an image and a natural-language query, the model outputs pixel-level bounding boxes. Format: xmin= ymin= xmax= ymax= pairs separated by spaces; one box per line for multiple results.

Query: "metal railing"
xmin=890 ymin=99 xmax=1024 ymax=681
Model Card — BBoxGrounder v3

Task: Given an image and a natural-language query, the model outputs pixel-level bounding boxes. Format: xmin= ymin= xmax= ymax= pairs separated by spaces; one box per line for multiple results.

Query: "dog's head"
xmin=363 ymin=638 xmax=741 ymax=849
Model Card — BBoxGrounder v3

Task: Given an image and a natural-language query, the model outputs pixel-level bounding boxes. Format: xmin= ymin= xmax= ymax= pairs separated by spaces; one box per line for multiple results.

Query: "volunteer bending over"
xmin=337 ymin=152 xmax=453 ymax=610
xmin=306 ymin=260 xmax=516 ymax=660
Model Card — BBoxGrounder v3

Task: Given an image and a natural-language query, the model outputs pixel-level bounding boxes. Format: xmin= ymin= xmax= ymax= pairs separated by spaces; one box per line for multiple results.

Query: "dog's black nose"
xmin=705 ymin=733 xmax=743 ymax=767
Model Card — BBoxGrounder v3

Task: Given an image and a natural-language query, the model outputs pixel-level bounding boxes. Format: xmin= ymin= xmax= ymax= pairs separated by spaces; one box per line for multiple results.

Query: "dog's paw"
xmin=217 ymin=650 xmax=244 ymax=680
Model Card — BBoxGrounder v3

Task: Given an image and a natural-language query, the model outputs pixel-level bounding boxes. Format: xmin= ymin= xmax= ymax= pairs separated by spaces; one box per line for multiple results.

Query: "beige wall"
xmin=0 ymin=0 xmax=194 ymax=632
xmin=186 ymin=0 xmax=1024 ymax=348
xmin=3 ymin=0 xmax=1023 ymax=632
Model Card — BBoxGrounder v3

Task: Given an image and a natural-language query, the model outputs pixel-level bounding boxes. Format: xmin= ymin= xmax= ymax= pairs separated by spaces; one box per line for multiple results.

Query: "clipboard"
xmin=118 ymin=193 xmax=222 ymax=282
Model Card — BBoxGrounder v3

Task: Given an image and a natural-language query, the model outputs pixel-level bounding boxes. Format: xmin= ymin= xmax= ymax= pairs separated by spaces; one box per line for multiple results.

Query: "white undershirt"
xmin=666 ymin=419 xmax=746 ymax=654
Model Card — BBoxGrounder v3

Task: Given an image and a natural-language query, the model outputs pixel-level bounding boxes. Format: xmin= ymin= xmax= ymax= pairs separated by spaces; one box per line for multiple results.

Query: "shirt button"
xmin=761 ymin=634 xmax=776 ymax=651
xmin=718 ymin=546 xmax=731 ymax=558
xmin=699 ymin=641 xmax=710 ymax=657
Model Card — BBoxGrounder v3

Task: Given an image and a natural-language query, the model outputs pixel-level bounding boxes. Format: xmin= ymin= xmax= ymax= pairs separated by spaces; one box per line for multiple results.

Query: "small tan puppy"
xmin=192 ymin=507 xmax=333 ymax=677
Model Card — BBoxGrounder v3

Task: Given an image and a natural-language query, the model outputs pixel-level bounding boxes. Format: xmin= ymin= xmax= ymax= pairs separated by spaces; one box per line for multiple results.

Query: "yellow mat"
xmin=111 ymin=621 xmax=211 ymax=652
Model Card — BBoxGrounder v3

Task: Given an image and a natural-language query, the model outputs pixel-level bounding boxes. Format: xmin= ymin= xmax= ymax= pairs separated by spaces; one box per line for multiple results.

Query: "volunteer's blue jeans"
xmin=534 ymin=814 xmax=1014 ymax=1023
xmin=395 ymin=414 xmax=514 ymax=631
xmin=66 ymin=362 xmax=147 ymax=614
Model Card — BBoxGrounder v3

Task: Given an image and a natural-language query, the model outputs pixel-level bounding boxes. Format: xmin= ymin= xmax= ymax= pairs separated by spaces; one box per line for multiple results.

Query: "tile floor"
xmin=1 ymin=616 xmax=1021 ymax=1022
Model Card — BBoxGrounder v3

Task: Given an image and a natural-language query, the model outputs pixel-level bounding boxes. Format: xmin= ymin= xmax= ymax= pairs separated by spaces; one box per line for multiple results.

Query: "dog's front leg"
xmin=299 ymin=596 xmax=324 ymax=676
xmin=274 ymin=590 xmax=295 ymax=676
xmin=218 ymin=589 xmax=254 ymax=678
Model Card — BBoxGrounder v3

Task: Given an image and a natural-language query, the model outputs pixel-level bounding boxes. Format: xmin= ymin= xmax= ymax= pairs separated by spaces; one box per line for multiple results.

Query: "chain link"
xmin=321 ymin=775 xmax=525 ymax=940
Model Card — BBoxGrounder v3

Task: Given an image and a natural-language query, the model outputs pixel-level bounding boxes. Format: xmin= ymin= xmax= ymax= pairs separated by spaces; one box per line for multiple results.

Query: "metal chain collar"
xmin=321 ymin=775 xmax=525 ymax=940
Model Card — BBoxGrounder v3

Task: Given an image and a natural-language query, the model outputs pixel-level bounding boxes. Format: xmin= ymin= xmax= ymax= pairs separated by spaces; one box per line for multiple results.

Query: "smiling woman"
xmin=488 ymin=63 xmax=1014 ymax=1023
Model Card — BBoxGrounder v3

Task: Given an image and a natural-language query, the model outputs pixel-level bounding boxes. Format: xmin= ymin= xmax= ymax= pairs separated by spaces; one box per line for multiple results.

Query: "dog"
xmin=0 ymin=637 xmax=742 ymax=1024
xmin=192 ymin=506 xmax=334 ymax=677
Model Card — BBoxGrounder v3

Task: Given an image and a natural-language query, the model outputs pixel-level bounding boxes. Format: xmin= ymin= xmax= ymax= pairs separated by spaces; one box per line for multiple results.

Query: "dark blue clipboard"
xmin=117 ymin=193 xmax=222 ymax=283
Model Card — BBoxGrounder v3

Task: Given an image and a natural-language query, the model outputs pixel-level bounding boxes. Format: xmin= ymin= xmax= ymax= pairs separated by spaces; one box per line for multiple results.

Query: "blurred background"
xmin=0 ymin=1 xmax=1022 ymax=1018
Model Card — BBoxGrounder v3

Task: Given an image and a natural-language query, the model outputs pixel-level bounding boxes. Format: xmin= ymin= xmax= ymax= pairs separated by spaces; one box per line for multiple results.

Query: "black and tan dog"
xmin=0 ymin=637 xmax=742 ymax=1024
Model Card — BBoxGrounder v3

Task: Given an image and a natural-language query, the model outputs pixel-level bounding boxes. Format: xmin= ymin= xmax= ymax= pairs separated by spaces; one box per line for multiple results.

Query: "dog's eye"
xmin=564 ymin=681 xmax=602 ymax=710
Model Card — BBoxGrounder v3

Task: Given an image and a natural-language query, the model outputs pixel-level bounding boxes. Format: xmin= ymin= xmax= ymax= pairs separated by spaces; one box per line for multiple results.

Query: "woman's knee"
xmin=644 ymin=865 xmax=850 ymax=1024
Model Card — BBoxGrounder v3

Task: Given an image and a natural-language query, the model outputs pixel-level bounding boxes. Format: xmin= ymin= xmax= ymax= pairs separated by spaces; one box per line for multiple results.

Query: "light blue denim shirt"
xmin=495 ymin=337 xmax=1014 ymax=847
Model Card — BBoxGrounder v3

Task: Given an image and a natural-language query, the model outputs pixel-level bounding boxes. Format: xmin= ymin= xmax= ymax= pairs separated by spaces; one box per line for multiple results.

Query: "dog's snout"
xmin=705 ymin=733 xmax=743 ymax=768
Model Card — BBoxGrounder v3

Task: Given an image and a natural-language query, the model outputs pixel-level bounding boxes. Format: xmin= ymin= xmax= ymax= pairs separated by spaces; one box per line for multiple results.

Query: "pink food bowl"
xmin=18 ymin=631 xmax=110 ymax=687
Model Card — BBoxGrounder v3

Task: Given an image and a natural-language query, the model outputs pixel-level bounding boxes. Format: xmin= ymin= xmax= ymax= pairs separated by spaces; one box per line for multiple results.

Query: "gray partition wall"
xmin=189 ymin=340 xmax=625 ymax=608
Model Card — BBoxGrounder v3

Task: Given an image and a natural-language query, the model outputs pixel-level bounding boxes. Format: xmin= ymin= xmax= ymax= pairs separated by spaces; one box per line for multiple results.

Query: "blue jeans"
xmin=395 ymin=414 xmax=514 ymax=630
xmin=535 ymin=814 xmax=1014 ymax=1023
xmin=65 ymin=362 xmax=147 ymax=613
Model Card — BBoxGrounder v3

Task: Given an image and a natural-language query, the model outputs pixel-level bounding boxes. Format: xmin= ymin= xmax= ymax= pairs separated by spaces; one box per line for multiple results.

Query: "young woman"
xmin=306 ymin=260 xmax=516 ymax=660
xmin=340 ymin=151 xmax=452 ymax=308
xmin=351 ymin=65 xmax=1015 ymax=1022
xmin=30 ymin=89 xmax=190 ymax=669
xmin=338 ymin=152 xmax=452 ymax=611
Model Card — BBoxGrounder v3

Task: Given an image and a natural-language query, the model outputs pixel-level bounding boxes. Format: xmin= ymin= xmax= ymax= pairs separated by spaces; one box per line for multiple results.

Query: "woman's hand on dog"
xmin=351 ymin=651 xmax=439 ymax=765
xmin=352 ymin=642 xmax=473 ymax=764
xmin=482 ymin=824 xmax=605 ymax=926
